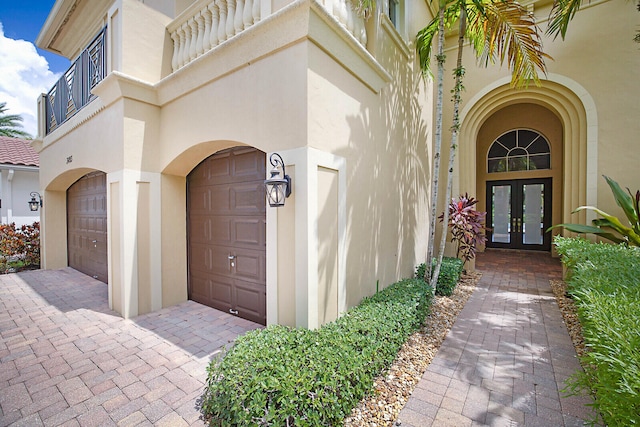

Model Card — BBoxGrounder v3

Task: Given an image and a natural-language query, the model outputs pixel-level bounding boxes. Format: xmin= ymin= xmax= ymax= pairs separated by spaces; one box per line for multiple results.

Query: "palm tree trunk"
xmin=431 ymin=5 xmax=466 ymax=289
xmin=425 ymin=5 xmax=446 ymax=293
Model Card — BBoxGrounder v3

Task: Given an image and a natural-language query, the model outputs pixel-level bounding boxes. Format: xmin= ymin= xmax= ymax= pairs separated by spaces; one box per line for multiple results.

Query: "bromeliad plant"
xmin=438 ymin=194 xmax=488 ymax=263
xmin=550 ymin=176 xmax=640 ymax=246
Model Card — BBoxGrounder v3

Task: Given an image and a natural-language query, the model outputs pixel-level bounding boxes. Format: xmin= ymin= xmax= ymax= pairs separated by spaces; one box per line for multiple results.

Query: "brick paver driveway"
xmin=0 ymin=268 xmax=261 ymax=426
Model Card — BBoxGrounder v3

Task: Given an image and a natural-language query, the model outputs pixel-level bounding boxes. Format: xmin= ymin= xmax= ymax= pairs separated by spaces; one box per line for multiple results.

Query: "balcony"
xmin=168 ymin=0 xmax=367 ymax=72
xmin=43 ymin=27 xmax=107 ymax=136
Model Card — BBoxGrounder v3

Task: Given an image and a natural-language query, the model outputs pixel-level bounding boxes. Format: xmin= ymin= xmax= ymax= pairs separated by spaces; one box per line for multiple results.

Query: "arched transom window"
xmin=487 ymin=129 xmax=551 ymax=173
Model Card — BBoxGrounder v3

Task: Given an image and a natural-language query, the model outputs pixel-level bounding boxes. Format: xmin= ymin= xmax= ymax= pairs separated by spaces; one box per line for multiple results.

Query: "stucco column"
xmin=267 ymin=147 xmax=346 ymax=329
xmin=107 ymin=170 xmax=162 ymax=319
xmin=40 ymin=189 xmax=68 ymax=270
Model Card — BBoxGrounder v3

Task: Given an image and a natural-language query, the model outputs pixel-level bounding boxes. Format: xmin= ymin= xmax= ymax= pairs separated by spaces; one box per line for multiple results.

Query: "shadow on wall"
xmin=329 ymin=31 xmax=430 ymax=307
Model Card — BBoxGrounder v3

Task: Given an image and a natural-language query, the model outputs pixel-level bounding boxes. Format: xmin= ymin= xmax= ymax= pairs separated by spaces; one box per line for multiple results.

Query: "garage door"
xmin=67 ymin=171 xmax=108 ymax=283
xmin=188 ymin=147 xmax=266 ymax=325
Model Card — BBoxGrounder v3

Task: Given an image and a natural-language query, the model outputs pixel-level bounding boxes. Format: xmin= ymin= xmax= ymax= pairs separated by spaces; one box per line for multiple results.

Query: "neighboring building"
xmin=33 ymin=0 xmax=639 ymax=325
xmin=0 ymin=137 xmax=40 ymax=227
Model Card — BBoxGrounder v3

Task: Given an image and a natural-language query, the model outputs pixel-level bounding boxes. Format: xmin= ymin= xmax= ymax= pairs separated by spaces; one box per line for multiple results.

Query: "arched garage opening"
xmin=186 ymin=146 xmax=267 ymax=325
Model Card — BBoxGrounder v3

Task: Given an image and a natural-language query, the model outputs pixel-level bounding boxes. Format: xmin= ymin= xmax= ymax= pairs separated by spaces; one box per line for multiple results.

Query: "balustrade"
xmin=168 ymin=0 xmax=263 ymax=72
xmin=168 ymin=0 xmax=367 ymax=72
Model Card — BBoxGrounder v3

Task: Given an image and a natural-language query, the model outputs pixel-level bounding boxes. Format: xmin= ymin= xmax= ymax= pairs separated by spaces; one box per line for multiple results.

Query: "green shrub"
xmin=415 ymin=257 xmax=464 ymax=296
xmin=554 ymin=236 xmax=640 ymax=426
xmin=201 ymin=278 xmax=433 ymax=426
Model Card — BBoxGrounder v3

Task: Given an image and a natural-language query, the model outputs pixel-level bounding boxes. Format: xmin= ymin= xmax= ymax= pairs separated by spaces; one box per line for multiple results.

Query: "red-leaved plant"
xmin=439 ymin=194 xmax=489 ymax=263
xmin=0 ymin=222 xmax=40 ymax=272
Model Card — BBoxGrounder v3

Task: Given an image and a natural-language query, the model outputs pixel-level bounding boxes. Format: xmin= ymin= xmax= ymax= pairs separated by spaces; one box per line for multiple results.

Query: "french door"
xmin=486 ymin=178 xmax=552 ymax=251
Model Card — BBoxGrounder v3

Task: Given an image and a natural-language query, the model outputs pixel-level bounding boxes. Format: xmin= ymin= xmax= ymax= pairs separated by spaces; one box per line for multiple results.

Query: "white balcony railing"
xmin=168 ymin=0 xmax=263 ymax=72
xmin=168 ymin=0 xmax=367 ymax=72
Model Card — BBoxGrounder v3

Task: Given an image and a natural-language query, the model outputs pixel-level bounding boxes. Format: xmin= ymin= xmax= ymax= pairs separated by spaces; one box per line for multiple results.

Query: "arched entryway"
xmin=457 ymin=75 xmax=598 ymax=254
xmin=187 ymin=146 xmax=267 ymax=325
xmin=476 ymin=104 xmax=563 ymax=252
xmin=67 ymin=171 xmax=108 ymax=282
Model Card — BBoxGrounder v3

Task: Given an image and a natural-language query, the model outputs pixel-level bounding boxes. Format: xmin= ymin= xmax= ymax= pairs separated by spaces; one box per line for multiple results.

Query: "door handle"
xmin=228 ymin=255 xmax=236 ymax=260
xmin=229 ymin=308 xmax=239 ymax=315
xmin=92 ymin=239 xmax=97 ymax=248
xmin=228 ymin=254 xmax=236 ymax=268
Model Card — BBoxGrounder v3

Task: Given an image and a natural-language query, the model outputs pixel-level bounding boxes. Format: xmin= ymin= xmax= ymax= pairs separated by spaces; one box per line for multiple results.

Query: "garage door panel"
xmin=188 ymin=147 xmax=266 ymax=325
xmin=189 ymin=275 xmax=211 ymax=305
xmin=235 ymin=218 xmax=266 ymax=246
xmin=231 ymin=183 xmax=265 ymax=214
xmin=189 ymin=186 xmax=211 ymax=212
xmin=234 ymin=249 xmax=265 ymax=283
xmin=189 ymin=217 xmax=213 ymax=244
xmin=234 ymin=279 xmax=265 ymax=324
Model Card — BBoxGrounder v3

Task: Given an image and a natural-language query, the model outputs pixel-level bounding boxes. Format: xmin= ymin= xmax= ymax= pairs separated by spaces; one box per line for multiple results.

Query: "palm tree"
xmin=0 ymin=102 xmax=31 ymax=139
xmin=548 ymin=0 xmax=640 ymax=41
xmin=416 ymin=0 xmax=548 ymax=292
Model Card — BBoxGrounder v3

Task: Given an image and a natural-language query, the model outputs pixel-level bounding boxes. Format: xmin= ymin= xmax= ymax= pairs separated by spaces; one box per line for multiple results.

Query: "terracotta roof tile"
xmin=0 ymin=136 xmax=39 ymax=167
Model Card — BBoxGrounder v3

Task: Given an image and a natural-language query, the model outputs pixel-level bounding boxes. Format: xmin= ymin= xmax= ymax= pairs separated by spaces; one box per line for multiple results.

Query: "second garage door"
xmin=67 ymin=171 xmax=108 ymax=283
xmin=187 ymin=147 xmax=266 ymax=325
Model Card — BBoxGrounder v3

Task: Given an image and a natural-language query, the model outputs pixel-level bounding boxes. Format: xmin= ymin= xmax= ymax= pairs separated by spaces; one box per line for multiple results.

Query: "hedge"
xmin=201 ymin=278 xmax=433 ymax=426
xmin=415 ymin=256 xmax=464 ymax=296
xmin=554 ymin=236 xmax=640 ymax=426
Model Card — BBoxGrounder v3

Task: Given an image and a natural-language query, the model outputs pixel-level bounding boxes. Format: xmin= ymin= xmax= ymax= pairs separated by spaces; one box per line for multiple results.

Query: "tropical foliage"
xmin=550 ymin=176 xmax=640 ymax=246
xmin=439 ymin=194 xmax=488 ymax=263
xmin=548 ymin=0 xmax=640 ymax=43
xmin=0 ymin=102 xmax=31 ymax=139
xmin=554 ymin=237 xmax=640 ymax=426
xmin=0 ymin=222 xmax=40 ymax=272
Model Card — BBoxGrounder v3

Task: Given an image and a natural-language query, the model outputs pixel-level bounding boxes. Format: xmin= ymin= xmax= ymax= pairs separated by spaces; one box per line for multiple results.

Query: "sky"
xmin=0 ymin=0 xmax=71 ymax=138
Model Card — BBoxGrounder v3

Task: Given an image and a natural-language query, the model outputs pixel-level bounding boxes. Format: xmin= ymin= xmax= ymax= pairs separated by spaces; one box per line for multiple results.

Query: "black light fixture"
xmin=29 ymin=192 xmax=43 ymax=212
xmin=264 ymin=153 xmax=291 ymax=207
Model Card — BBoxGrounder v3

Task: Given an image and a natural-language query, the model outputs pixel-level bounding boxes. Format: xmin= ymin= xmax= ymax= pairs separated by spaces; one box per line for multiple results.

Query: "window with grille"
xmin=487 ymin=129 xmax=550 ymax=173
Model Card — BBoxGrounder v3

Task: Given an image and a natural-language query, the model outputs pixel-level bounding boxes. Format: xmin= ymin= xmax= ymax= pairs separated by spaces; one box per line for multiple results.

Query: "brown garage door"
xmin=188 ymin=147 xmax=266 ymax=325
xmin=67 ymin=171 xmax=108 ymax=283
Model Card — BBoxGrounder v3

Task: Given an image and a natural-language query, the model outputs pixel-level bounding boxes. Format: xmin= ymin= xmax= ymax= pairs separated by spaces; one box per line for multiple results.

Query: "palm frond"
xmin=467 ymin=0 xmax=549 ymax=88
xmin=416 ymin=17 xmax=441 ymax=76
xmin=547 ymin=0 xmax=583 ymax=40
xmin=416 ymin=5 xmax=459 ymax=76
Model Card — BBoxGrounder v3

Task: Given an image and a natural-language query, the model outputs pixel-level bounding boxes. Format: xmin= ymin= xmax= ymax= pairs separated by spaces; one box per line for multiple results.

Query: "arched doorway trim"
xmin=459 ymin=73 xmax=598 ymax=227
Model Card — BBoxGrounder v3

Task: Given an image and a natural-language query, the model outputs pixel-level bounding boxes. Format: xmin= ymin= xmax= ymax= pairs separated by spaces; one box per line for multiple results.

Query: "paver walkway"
xmin=396 ymin=250 xmax=598 ymax=427
xmin=0 ymin=268 xmax=261 ymax=426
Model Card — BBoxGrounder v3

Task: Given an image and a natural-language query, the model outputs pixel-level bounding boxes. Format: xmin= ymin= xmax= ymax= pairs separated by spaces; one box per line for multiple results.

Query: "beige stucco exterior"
xmin=35 ymin=0 xmax=433 ymax=326
xmin=35 ymin=0 xmax=639 ymax=325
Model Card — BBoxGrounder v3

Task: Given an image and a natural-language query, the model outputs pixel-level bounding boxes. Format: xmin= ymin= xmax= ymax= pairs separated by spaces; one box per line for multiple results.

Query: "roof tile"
xmin=0 ymin=136 xmax=39 ymax=167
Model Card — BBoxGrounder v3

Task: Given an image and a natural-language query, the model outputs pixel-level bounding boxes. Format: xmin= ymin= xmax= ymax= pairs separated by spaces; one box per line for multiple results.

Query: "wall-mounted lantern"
xmin=264 ymin=153 xmax=291 ymax=207
xmin=29 ymin=192 xmax=43 ymax=212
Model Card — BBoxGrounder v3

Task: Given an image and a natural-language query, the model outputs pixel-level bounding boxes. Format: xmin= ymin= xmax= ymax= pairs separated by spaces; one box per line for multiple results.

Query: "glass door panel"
xmin=491 ymin=185 xmax=511 ymax=244
xmin=523 ymin=184 xmax=544 ymax=245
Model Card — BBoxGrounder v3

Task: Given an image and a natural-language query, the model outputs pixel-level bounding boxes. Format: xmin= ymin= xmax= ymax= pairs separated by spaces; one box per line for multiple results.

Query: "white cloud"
xmin=0 ymin=22 xmax=61 ymax=138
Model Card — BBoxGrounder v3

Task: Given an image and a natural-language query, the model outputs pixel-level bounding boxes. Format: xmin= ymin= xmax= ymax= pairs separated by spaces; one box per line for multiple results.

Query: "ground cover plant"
xmin=201 ymin=278 xmax=433 ymax=426
xmin=554 ymin=236 xmax=640 ymax=425
xmin=415 ymin=256 xmax=464 ymax=296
